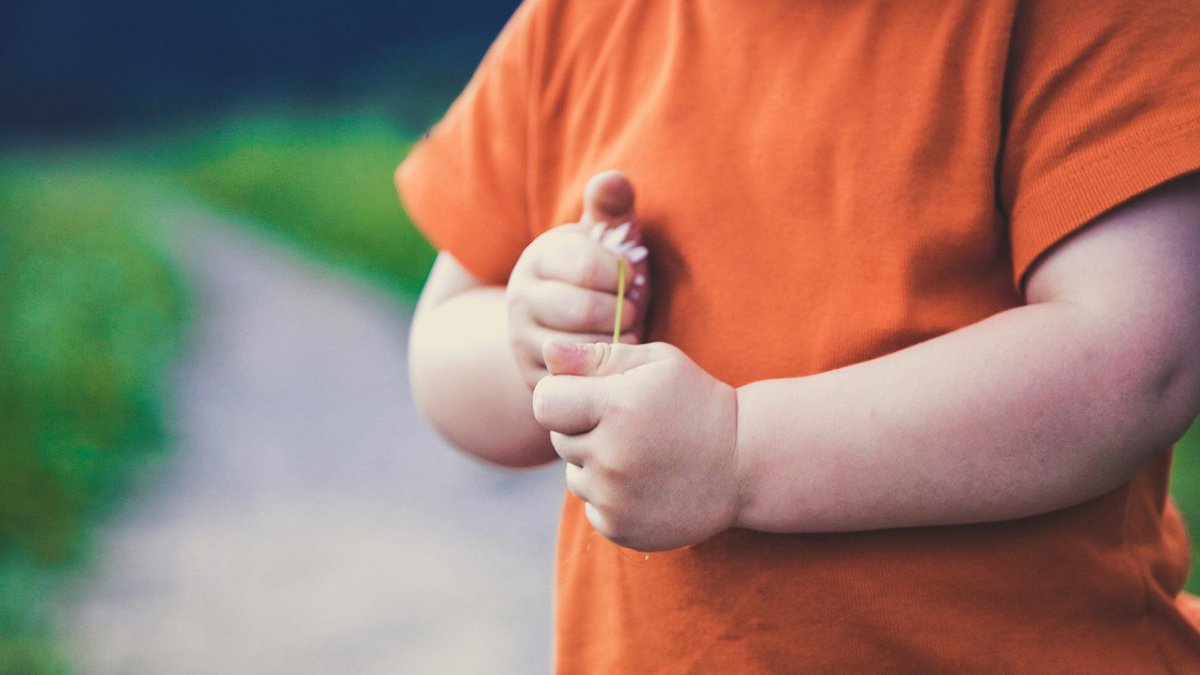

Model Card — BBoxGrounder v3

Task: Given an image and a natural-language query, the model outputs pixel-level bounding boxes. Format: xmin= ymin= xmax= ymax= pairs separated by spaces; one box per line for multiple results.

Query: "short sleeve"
xmin=395 ymin=1 xmax=542 ymax=285
xmin=1001 ymin=0 xmax=1200 ymax=286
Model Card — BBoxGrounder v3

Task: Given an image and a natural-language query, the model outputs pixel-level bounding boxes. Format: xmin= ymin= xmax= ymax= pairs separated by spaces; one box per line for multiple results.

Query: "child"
xmin=398 ymin=1 xmax=1200 ymax=671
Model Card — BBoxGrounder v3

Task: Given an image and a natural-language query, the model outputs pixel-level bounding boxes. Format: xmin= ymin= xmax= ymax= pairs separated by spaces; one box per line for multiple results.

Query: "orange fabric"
xmin=397 ymin=1 xmax=1200 ymax=671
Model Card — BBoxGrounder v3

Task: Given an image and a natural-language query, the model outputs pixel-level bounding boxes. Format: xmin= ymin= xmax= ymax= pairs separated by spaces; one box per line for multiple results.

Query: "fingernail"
xmin=626 ymin=246 xmax=648 ymax=263
xmin=634 ymin=274 xmax=646 ymax=286
xmin=589 ymin=222 xmax=605 ymax=240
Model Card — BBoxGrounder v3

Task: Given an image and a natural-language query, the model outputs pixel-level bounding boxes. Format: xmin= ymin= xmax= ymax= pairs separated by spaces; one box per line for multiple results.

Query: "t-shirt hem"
xmin=1011 ymin=116 xmax=1200 ymax=290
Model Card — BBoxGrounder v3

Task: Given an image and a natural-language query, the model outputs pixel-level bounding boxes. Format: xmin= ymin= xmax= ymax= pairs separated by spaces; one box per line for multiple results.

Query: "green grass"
xmin=1171 ymin=422 xmax=1200 ymax=593
xmin=160 ymin=114 xmax=434 ymax=303
xmin=0 ymin=161 xmax=189 ymax=672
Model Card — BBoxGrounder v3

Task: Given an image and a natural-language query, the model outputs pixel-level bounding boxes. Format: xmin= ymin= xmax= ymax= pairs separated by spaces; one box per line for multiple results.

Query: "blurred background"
xmin=1 ymin=1 xmax=576 ymax=673
xmin=2 ymin=1 xmax=1200 ymax=673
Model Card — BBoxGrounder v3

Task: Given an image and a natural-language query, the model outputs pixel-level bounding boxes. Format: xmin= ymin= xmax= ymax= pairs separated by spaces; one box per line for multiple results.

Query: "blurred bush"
xmin=0 ymin=162 xmax=188 ymax=670
xmin=1172 ymin=425 xmax=1200 ymax=591
xmin=163 ymin=114 xmax=434 ymax=302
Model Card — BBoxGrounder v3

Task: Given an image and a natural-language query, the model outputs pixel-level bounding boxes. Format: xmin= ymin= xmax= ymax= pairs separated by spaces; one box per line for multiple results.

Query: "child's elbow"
xmin=1141 ymin=344 xmax=1200 ymax=449
xmin=1102 ymin=306 xmax=1200 ymax=462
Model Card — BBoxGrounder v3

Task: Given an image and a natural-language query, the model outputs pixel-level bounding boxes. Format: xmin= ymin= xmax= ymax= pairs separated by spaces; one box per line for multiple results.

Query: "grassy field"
xmin=0 ymin=162 xmax=189 ymax=673
xmin=158 ymin=113 xmax=435 ymax=303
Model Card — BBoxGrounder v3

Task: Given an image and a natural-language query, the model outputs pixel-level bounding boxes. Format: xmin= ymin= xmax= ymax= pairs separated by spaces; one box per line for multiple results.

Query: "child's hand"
xmin=506 ymin=171 xmax=650 ymax=389
xmin=532 ymin=340 xmax=741 ymax=552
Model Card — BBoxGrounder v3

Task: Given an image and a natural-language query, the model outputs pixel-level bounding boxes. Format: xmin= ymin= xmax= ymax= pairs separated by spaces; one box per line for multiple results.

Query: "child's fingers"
xmin=525 ymin=280 xmax=639 ymax=334
xmin=532 ymin=374 xmax=607 ymax=435
xmin=556 ymin=435 xmax=590 ymax=471
xmin=562 ymin=458 xmax=607 ymax=526
xmin=564 ymin=462 xmax=590 ymax=497
xmin=541 ymin=339 xmax=600 ymax=376
xmin=533 ymin=232 xmax=623 ymax=292
xmin=543 ymin=339 xmax=677 ymax=378
xmin=511 ymin=324 xmax=612 ymax=385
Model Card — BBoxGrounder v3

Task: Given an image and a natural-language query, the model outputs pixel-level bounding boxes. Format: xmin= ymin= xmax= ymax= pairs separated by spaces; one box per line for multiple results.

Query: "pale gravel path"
xmin=56 ymin=211 xmax=564 ymax=674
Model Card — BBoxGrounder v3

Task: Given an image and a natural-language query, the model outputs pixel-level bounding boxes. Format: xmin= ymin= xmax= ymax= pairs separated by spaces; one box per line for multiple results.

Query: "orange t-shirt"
xmin=397 ymin=0 xmax=1200 ymax=671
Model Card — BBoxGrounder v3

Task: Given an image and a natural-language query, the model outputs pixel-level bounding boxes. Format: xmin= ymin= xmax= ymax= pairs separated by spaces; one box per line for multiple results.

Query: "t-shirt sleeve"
xmin=1001 ymin=0 xmax=1200 ymax=287
xmin=395 ymin=1 xmax=542 ymax=285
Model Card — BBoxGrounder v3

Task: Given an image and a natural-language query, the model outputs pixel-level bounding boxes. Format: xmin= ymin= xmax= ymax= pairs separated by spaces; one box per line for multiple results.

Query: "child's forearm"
xmin=733 ymin=301 xmax=1193 ymax=532
xmin=734 ymin=195 xmax=1200 ymax=534
xmin=409 ymin=283 xmax=557 ymax=467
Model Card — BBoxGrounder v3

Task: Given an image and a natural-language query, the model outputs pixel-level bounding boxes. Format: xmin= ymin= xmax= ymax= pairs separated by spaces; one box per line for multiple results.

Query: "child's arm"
xmin=533 ymin=173 xmax=1200 ymax=551
xmin=409 ymin=253 xmax=555 ymax=466
xmin=409 ymin=173 xmax=647 ymax=467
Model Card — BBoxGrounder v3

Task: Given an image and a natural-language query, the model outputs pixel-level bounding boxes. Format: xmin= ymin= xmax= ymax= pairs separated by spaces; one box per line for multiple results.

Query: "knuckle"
xmin=507 ymin=327 xmax=534 ymax=359
xmin=522 ymin=231 xmax=564 ymax=276
xmin=598 ymin=383 xmax=631 ymax=419
xmin=575 ymin=254 xmax=603 ymax=288
xmin=595 ymin=443 xmax=641 ymax=481
xmin=561 ymin=296 xmax=587 ymax=327
xmin=578 ymin=293 xmax=609 ymax=329
xmin=505 ymin=286 xmax=533 ymax=319
xmin=552 ymin=294 xmax=581 ymax=329
xmin=513 ymin=241 xmax=545 ymax=277
xmin=649 ymin=341 xmax=684 ymax=363
xmin=535 ymin=227 xmax=566 ymax=247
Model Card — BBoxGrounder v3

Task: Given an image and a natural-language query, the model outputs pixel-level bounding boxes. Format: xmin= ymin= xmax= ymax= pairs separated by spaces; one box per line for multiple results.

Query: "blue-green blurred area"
xmin=0 ymin=164 xmax=187 ymax=671
xmin=1 ymin=0 xmax=519 ymax=137
xmin=2 ymin=1 xmax=516 ymax=670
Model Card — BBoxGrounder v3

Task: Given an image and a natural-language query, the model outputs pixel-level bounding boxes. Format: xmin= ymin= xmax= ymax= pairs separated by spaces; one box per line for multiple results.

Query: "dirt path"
xmin=56 ymin=212 xmax=564 ymax=674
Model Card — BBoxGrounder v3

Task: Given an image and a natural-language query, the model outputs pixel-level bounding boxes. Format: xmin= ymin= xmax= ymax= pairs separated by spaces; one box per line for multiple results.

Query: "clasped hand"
xmin=510 ymin=171 xmax=743 ymax=551
xmin=533 ymin=331 xmax=743 ymax=553
xmin=505 ymin=171 xmax=650 ymax=389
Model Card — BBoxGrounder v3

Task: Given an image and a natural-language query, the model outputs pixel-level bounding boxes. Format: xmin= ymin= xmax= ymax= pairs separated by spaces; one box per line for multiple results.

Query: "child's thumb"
xmin=542 ymin=339 xmax=665 ymax=378
xmin=581 ymin=170 xmax=635 ymax=228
